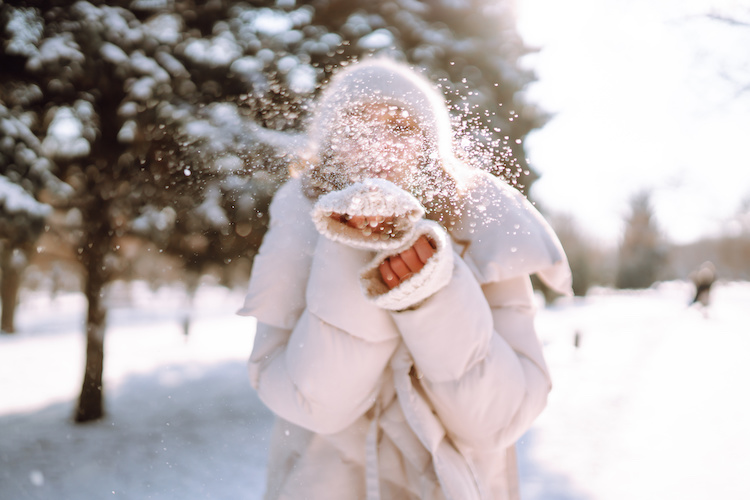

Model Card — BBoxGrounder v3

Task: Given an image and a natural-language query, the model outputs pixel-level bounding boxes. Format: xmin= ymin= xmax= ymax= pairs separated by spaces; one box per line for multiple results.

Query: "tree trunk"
xmin=1 ymin=244 xmax=22 ymax=334
xmin=74 ymin=230 xmax=110 ymax=423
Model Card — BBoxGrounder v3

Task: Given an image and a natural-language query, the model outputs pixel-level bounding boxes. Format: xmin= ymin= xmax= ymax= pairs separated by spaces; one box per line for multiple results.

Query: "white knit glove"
xmin=310 ymin=179 xmax=454 ymax=311
xmin=311 ymin=178 xmax=424 ymax=251
xmin=360 ymin=219 xmax=453 ymax=311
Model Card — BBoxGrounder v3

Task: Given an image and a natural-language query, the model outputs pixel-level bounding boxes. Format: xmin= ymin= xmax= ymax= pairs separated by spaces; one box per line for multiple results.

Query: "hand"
xmin=378 ymin=235 xmax=436 ymax=289
xmin=330 ymin=213 xmax=396 ymax=236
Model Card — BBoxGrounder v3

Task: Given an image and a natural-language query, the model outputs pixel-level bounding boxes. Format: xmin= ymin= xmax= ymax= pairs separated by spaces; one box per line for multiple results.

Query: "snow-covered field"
xmin=2 ymin=280 xmax=749 ymax=499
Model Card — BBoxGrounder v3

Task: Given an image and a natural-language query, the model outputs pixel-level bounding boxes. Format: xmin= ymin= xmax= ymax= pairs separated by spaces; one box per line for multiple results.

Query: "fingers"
xmin=379 ymin=260 xmax=400 ymax=289
xmin=399 ymin=246 xmax=423 ymax=273
xmin=347 ymin=215 xmax=367 ymax=229
xmin=359 ymin=215 xmax=395 ymax=235
xmin=329 ymin=213 xmax=367 ymax=229
xmin=330 ymin=213 xmax=396 ymax=235
xmin=378 ymin=235 xmax=437 ymax=290
xmin=378 ymin=254 xmax=414 ymax=290
xmin=412 ymin=235 xmax=435 ymax=264
xmin=388 ymin=255 xmax=412 ymax=280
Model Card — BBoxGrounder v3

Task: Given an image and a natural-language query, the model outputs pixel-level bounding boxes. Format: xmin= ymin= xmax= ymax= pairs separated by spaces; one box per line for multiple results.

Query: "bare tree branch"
xmin=706 ymin=12 xmax=750 ymax=27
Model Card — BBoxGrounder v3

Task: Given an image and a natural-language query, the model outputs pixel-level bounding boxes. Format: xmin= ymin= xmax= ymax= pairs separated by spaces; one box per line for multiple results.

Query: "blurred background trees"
xmin=0 ymin=105 xmax=65 ymax=333
xmin=615 ymin=191 xmax=667 ymax=290
xmin=1 ymin=0 xmax=540 ymax=422
xmin=4 ymin=0 xmax=748 ymax=423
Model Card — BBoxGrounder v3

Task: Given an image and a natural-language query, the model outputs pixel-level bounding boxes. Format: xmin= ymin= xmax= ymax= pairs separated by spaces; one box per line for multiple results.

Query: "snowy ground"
xmin=2 ymin=280 xmax=749 ymax=499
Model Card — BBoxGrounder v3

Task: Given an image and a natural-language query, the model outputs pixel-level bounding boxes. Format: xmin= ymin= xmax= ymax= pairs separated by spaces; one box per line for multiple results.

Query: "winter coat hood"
xmin=307 ymin=58 xmax=456 ymax=169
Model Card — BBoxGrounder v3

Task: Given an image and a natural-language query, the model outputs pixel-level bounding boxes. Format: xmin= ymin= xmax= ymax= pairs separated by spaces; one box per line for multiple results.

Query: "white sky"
xmin=516 ymin=0 xmax=750 ymax=247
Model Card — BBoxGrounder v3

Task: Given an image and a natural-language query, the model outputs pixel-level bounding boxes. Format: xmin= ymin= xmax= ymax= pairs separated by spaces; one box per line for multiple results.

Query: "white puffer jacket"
xmin=239 ymin=171 xmax=572 ymax=500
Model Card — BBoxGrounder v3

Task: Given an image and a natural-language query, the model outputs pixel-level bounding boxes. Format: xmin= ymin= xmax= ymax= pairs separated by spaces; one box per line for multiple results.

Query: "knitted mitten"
xmin=360 ymin=219 xmax=453 ymax=311
xmin=311 ymin=179 xmax=454 ymax=311
xmin=311 ymin=178 xmax=424 ymax=251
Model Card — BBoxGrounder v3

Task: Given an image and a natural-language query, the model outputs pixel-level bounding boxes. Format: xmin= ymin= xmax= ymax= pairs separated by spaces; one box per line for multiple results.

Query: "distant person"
xmin=690 ymin=261 xmax=716 ymax=313
xmin=239 ymin=58 xmax=571 ymax=500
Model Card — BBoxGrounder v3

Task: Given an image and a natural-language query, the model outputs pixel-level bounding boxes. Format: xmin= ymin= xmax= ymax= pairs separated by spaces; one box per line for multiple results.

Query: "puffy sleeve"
xmin=248 ymin=310 xmax=398 ymax=435
xmin=237 ymin=177 xmax=316 ymax=329
xmin=241 ymin=178 xmax=400 ymax=434
xmin=375 ymin=173 xmax=570 ymax=451
xmin=391 ymin=268 xmax=552 ymax=451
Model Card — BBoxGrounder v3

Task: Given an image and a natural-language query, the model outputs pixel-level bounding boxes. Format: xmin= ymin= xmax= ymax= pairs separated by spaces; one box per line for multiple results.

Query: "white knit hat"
xmin=309 ymin=58 xmax=455 ymax=163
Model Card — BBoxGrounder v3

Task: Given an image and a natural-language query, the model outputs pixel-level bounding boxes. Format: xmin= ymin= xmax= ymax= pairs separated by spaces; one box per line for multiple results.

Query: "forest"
xmin=1 ymin=0 xmax=543 ymax=423
xmin=2 ymin=0 xmax=749 ymax=426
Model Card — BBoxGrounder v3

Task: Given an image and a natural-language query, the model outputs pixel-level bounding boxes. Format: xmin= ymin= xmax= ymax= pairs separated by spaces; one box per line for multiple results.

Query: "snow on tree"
xmin=0 ymin=100 xmax=70 ymax=333
xmin=1 ymin=0 xmax=324 ymax=422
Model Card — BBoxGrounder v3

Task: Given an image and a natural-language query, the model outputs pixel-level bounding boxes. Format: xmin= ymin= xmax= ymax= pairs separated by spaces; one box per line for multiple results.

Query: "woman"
xmin=239 ymin=58 xmax=572 ymax=500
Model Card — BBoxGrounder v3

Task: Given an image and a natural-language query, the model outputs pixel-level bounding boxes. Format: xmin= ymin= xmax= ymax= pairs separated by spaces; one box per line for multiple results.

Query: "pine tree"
xmin=0 ymin=102 xmax=71 ymax=332
xmin=616 ymin=191 xmax=666 ymax=289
